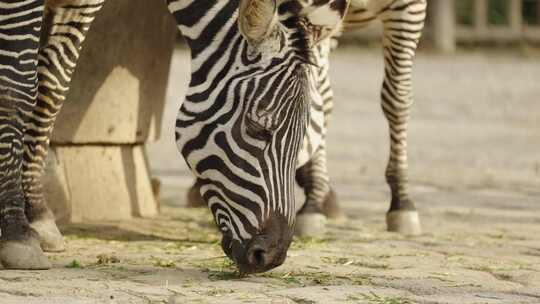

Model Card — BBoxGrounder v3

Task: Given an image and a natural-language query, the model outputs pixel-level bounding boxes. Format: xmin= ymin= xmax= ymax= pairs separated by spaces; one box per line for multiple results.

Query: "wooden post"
xmin=431 ymin=0 xmax=456 ymax=53
xmin=509 ymin=0 xmax=523 ymax=34
xmin=474 ymin=0 xmax=488 ymax=33
xmin=44 ymin=0 xmax=177 ymax=223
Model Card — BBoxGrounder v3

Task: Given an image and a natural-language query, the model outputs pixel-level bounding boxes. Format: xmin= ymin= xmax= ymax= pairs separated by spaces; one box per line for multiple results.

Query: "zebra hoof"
xmin=295 ymin=213 xmax=327 ymax=237
xmin=0 ymin=233 xmax=52 ymax=270
xmin=386 ymin=210 xmax=422 ymax=236
xmin=30 ymin=217 xmax=65 ymax=252
xmin=322 ymin=189 xmax=345 ymax=222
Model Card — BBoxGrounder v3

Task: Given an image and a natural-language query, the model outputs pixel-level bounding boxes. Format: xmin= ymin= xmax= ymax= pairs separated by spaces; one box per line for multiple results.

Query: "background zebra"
xmin=0 ymin=0 xmax=350 ymax=273
xmin=297 ymin=0 xmax=428 ymax=236
xmin=343 ymin=0 xmax=427 ymax=236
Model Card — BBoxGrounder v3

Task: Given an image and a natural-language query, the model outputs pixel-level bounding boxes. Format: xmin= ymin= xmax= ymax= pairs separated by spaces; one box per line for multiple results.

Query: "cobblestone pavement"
xmin=1 ymin=47 xmax=539 ymax=304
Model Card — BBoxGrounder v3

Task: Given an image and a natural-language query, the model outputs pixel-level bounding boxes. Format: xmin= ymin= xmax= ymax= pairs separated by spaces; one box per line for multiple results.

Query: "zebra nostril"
xmin=248 ymin=247 xmax=267 ymax=267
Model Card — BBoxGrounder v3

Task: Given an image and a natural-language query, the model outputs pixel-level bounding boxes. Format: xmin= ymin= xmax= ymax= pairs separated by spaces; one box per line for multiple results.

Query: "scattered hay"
xmin=66 ymin=259 xmax=84 ymax=269
xmin=321 ymin=256 xmax=390 ymax=270
xmin=348 ymin=292 xmax=413 ymax=304
xmin=259 ymin=269 xmax=373 ymax=287
xmin=96 ymin=254 xmax=120 ymax=265
xmin=151 ymin=256 xmax=178 ymax=268
xmin=290 ymin=236 xmax=330 ymax=250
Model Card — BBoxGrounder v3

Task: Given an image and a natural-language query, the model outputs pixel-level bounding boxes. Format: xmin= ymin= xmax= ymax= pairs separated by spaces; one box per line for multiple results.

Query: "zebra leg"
xmin=295 ymin=142 xmax=345 ymax=237
xmin=379 ymin=0 xmax=426 ymax=235
xmin=0 ymin=0 xmax=52 ymax=269
xmin=22 ymin=0 xmax=105 ymax=252
xmin=295 ymin=37 xmax=343 ymax=237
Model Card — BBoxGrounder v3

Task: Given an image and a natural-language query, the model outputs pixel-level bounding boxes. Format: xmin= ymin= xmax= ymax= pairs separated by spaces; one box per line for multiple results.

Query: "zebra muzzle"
xmin=221 ymin=215 xmax=292 ymax=274
xmin=225 ymin=234 xmax=288 ymax=274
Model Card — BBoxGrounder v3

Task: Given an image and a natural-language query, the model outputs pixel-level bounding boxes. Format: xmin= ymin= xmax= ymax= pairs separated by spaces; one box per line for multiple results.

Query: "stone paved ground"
xmin=1 ymin=46 xmax=539 ymax=304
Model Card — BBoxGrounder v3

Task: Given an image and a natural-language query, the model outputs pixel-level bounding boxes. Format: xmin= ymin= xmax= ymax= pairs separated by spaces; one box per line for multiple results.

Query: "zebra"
xmin=186 ymin=0 xmax=428 ymax=241
xmin=296 ymin=0 xmax=428 ymax=236
xmin=0 ymin=0 xmax=106 ymax=270
xmin=0 ymin=0 xmax=351 ymax=273
xmin=173 ymin=0 xmax=353 ymax=273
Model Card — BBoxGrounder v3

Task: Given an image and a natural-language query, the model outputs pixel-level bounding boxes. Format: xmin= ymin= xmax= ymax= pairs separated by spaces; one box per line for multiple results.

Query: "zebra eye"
xmin=245 ymin=117 xmax=274 ymax=141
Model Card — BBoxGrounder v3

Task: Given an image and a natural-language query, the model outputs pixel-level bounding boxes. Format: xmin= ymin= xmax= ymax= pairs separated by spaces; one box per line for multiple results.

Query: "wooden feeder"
xmin=44 ymin=0 xmax=177 ymax=223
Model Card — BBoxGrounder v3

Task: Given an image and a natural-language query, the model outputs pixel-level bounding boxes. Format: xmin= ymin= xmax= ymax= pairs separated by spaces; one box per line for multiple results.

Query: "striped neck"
xmin=168 ymin=0 xmax=240 ymax=58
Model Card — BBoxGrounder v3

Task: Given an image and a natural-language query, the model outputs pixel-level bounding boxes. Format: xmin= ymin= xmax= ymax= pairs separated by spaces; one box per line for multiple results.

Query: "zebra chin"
xmin=220 ymin=213 xmax=293 ymax=274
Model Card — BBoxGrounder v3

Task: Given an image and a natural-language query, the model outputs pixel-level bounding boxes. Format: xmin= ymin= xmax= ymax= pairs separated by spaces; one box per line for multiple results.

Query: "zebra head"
xmin=174 ymin=0 xmax=349 ymax=273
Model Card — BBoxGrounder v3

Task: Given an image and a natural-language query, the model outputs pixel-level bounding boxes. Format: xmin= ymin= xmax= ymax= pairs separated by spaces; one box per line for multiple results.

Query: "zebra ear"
xmin=303 ymin=0 xmax=350 ymax=43
xmin=238 ymin=0 xmax=280 ymax=46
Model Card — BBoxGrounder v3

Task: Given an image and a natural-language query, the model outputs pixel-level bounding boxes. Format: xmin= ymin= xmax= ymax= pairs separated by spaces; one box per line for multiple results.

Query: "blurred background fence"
xmin=344 ymin=0 xmax=540 ymax=52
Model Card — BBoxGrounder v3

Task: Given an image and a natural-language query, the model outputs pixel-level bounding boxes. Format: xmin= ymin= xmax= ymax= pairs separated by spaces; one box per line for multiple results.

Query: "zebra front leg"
xmin=0 ymin=98 xmax=51 ymax=269
xmin=295 ymin=144 xmax=343 ymax=237
xmin=379 ymin=0 xmax=426 ymax=235
xmin=0 ymin=0 xmax=51 ymax=269
xmin=295 ymin=37 xmax=342 ymax=237
xmin=22 ymin=0 xmax=105 ymax=252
